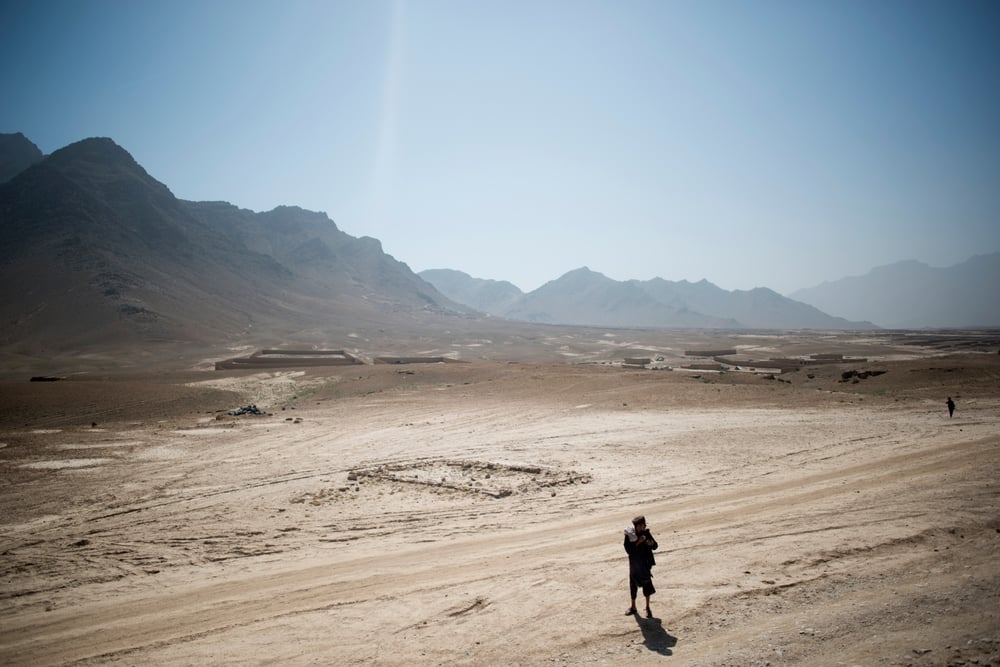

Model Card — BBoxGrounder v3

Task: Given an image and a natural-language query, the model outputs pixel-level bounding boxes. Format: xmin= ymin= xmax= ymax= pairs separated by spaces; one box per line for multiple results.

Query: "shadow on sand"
xmin=634 ymin=614 xmax=677 ymax=655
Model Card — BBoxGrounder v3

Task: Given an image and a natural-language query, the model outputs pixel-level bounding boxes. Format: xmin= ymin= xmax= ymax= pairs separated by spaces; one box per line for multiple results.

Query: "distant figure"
xmin=946 ymin=397 xmax=955 ymax=418
xmin=624 ymin=515 xmax=658 ymax=618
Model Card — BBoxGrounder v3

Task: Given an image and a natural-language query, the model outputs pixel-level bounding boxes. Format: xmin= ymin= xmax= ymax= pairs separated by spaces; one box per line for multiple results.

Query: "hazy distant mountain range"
xmin=420 ymin=268 xmax=875 ymax=330
xmin=789 ymin=255 xmax=1000 ymax=329
xmin=422 ymin=255 xmax=1000 ymax=329
xmin=1 ymin=131 xmax=995 ymax=362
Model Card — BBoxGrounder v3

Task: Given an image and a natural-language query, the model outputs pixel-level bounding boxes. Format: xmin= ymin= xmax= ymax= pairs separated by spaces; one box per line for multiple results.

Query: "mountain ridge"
xmin=0 ymin=132 xmax=44 ymax=184
xmin=3 ymin=132 xmax=992 ymax=368
xmin=0 ymin=136 xmax=471 ymax=363
xmin=790 ymin=254 xmax=1000 ymax=328
xmin=420 ymin=267 xmax=874 ymax=330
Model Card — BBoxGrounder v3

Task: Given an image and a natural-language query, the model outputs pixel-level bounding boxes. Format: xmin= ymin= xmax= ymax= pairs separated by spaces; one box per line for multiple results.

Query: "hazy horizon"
xmin=2 ymin=0 xmax=998 ymax=295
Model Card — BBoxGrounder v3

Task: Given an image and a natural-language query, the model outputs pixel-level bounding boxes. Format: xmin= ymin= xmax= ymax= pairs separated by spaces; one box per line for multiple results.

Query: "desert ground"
xmin=0 ymin=330 xmax=998 ymax=666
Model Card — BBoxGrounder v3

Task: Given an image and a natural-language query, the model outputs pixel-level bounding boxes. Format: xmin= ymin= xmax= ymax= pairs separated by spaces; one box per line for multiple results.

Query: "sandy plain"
xmin=0 ymin=330 xmax=998 ymax=666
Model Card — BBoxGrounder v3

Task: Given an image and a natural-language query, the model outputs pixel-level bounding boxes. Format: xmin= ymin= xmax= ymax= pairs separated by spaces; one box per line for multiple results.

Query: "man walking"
xmin=624 ymin=515 xmax=658 ymax=618
xmin=947 ymin=396 xmax=956 ymax=418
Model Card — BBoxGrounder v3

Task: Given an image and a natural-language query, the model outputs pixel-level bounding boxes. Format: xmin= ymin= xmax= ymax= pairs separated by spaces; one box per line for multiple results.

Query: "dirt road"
xmin=1 ymin=357 xmax=998 ymax=665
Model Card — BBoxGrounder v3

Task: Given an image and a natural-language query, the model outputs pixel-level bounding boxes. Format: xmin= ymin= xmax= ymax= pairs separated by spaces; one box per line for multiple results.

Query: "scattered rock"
xmin=228 ymin=404 xmax=266 ymax=416
xmin=840 ymin=369 xmax=887 ymax=382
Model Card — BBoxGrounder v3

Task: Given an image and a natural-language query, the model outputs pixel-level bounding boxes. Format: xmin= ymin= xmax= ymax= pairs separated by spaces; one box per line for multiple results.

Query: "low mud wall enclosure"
xmin=215 ymin=349 xmax=362 ymax=370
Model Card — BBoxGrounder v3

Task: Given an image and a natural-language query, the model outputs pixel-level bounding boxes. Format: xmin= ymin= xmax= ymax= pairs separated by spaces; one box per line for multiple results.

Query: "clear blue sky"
xmin=2 ymin=0 xmax=998 ymax=294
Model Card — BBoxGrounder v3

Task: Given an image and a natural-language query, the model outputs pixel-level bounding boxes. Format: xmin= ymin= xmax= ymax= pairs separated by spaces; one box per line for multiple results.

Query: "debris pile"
xmin=227 ymin=404 xmax=266 ymax=416
xmin=840 ymin=369 xmax=887 ymax=383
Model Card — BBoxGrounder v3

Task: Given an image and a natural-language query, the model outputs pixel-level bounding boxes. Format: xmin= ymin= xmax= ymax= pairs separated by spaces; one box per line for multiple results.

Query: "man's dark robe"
xmin=624 ymin=529 xmax=658 ymax=595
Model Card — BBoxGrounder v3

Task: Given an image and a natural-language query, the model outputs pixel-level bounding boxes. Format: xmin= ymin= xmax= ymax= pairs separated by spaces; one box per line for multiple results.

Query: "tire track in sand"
xmin=1 ymin=435 xmax=995 ymax=666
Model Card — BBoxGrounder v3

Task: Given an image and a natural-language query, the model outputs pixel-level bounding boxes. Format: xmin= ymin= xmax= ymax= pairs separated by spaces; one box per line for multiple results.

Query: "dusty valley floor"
xmin=0 ymin=331 xmax=998 ymax=666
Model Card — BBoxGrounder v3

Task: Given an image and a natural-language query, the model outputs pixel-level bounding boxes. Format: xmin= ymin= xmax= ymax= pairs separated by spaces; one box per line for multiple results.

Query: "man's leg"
xmin=627 ymin=577 xmax=638 ymax=614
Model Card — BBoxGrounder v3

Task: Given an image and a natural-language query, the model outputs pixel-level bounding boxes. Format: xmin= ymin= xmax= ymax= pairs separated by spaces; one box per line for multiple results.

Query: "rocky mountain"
xmin=418 ymin=269 xmax=523 ymax=315
xmin=501 ymin=267 xmax=737 ymax=328
xmin=0 ymin=136 xmax=469 ymax=362
xmin=420 ymin=267 xmax=874 ymax=330
xmin=632 ymin=278 xmax=870 ymax=330
xmin=0 ymin=132 xmax=43 ymax=183
xmin=790 ymin=254 xmax=1000 ymax=328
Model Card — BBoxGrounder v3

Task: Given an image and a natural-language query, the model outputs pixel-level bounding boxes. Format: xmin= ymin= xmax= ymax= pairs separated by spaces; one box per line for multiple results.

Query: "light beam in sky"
xmin=0 ymin=1 xmax=997 ymax=294
xmin=367 ymin=0 xmax=406 ymax=239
